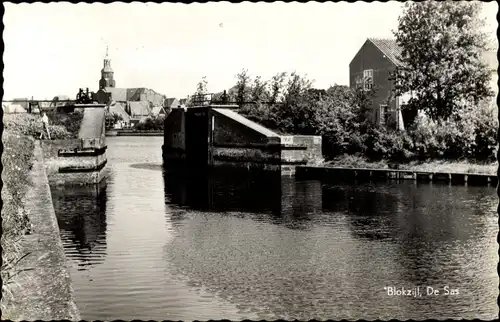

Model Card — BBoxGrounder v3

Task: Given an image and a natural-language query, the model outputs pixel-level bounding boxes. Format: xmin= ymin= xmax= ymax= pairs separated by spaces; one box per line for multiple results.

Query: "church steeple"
xmin=99 ymin=46 xmax=116 ymax=89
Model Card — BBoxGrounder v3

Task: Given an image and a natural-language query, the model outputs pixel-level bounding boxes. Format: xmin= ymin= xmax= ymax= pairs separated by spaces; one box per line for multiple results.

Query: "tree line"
xmin=186 ymin=1 xmax=497 ymax=163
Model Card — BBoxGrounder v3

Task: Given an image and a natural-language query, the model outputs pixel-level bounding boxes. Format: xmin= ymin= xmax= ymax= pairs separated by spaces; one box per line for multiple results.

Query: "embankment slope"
xmin=2 ymin=141 xmax=80 ymax=321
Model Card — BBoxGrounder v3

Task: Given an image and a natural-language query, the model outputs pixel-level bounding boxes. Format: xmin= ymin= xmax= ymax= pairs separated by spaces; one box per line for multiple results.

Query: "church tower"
xmin=99 ymin=46 xmax=116 ymax=89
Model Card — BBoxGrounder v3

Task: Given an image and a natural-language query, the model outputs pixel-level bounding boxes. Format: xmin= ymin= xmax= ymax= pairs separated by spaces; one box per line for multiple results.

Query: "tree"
xmin=283 ymin=71 xmax=313 ymax=108
xmin=196 ymin=76 xmax=208 ymax=95
xmin=351 ymin=86 xmax=380 ymax=130
xmin=269 ymin=72 xmax=287 ymax=104
xmin=276 ymin=72 xmax=314 ymax=132
xmin=235 ymin=69 xmax=251 ymax=105
xmin=315 ymin=85 xmax=360 ymax=157
xmin=186 ymin=76 xmax=209 ymax=107
xmin=250 ymin=76 xmax=268 ymax=102
xmin=393 ymin=1 xmax=492 ymax=121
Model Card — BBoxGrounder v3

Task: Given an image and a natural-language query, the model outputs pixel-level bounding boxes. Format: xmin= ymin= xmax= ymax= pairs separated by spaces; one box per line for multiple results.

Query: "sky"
xmin=3 ymin=1 xmax=498 ymax=100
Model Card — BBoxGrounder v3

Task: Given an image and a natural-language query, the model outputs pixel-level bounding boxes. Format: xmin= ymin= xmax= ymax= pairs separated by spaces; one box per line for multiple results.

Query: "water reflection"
xmin=162 ymin=170 xmax=498 ymax=320
xmin=322 ymin=181 xmax=498 ymax=317
xmin=57 ymin=136 xmax=498 ymax=321
xmin=51 ymin=181 xmax=108 ymax=270
xmin=163 ymin=168 xmax=324 ymax=230
xmin=322 ymin=182 xmax=496 ymax=243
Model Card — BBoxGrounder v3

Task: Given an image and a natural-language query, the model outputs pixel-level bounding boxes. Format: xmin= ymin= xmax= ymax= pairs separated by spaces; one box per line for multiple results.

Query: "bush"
xmin=470 ymin=101 xmax=498 ymax=161
xmin=409 ymin=113 xmax=446 ymax=159
xmin=239 ymin=103 xmax=282 ymax=133
xmin=4 ymin=113 xmax=75 ymax=139
xmin=361 ymin=126 xmax=414 ymax=162
xmin=49 ymin=111 xmax=83 ymax=137
xmin=134 ymin=116 xmax=164 ymax=131
xmin=409 ymin=101 xmax=497 ymax=162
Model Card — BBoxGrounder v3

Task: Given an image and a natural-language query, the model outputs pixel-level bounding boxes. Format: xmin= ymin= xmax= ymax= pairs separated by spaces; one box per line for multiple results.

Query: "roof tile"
xmin=368 ymin=38 xmax=404 ymax=67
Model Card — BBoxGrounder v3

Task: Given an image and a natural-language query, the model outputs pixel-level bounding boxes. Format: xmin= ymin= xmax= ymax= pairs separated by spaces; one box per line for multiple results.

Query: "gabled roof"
xmin=165 ymin=98 xmax=179 ymax=107
xmin=108 ymin=102 xmax=131 ymax=123
xmin=129 ymin=101 xmax=151 ymax=117
xmin=151 ymin=106 xmax=166 ymax=116
xmin=105 ymin=87 xmax=128 ymax=101
xmin=367 ymin=38 xmax=404 ymax=67
xmin=126 ymin=88 xmax=145 ymax=101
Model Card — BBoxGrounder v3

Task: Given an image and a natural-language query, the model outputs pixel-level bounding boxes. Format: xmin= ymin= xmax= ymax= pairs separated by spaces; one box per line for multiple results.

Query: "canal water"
xmin=51 ymin=136 xmax=499 ymax=320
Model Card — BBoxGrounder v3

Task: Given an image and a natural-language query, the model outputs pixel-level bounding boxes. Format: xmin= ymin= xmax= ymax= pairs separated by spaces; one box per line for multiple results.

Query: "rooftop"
xmin=368 ymin=38 xmax=404 ymax=67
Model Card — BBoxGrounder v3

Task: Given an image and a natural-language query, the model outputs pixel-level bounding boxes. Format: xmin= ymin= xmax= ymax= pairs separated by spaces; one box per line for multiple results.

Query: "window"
xmin=379 ymin=104 xmax=388 ymax=125
xmin=363 ymin=69 xmax=373 ymax=91
xmin=355 ymin=76 xmax=363 ymax=89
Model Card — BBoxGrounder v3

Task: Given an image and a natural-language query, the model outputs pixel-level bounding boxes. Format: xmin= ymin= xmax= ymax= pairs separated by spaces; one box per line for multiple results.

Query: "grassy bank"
xmin=1 ymin=130 xmax=36 ymax=312
xmin=2 ymin=111 xmax=79 ymax=312
xmin=324 ymin=155 xmax=497 ymax=175
xmin=3 ymin=111 xmax=83 ymax=139
xmin=2 ymin=113 xmax=83 ymax=318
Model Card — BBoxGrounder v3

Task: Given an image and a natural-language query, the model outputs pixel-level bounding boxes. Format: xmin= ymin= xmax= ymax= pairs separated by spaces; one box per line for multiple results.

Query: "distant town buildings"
xmin=94 ymin=49 xmax=175 ymax=126
xmin=165 ymin=98 xmax=180 ymax=110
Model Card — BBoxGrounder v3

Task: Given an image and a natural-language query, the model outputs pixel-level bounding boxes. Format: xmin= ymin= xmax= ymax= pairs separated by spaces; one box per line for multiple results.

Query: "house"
xmin=349 ymin=38 xmax=406 ymax=130
xmin=128 ymin=101 xmax=151 ymax=119
xmin=104 ymin=87 xmax=127 ymax=102
xmin=108 ymin=102 xmax=131 ymax=124
xmin=126 ymin=88 xmax=165 ymax=106
xmin=351 ymin=38 xmax=499 ymax=130
xmin=164 ymin=98 xmax=180 ymax=109
xmin=178 ymin=98 xmax=187 ymax=108
xmin=151 ymin=105 xmax=167 ymax=117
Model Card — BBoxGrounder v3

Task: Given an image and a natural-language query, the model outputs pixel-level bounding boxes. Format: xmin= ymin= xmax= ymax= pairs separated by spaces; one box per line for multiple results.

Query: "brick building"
xmin=350 ymin=38 xmax=498 ymax=130
xmin=349 ymin=38 xmax=406 ymax=130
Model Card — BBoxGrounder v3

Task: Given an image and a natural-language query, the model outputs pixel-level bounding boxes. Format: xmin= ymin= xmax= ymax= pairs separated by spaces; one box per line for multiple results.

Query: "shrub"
xmin=356 ymin=126 xmax=413 ymax=162
xmin=4 ymin=113 xmax=74 ymax=139
xmin=470 ymin=101 xmax=498 ymax=161
xmin=135 ymin=116 xmax=164 ymax=131
xmin=239 ymin=103 xmax=281 ymax=132
xmin=408 ymin=101 xmax=497 ymax=162
xmin=409 ymin=114 xmax=447 ymax=159
xmin=154 ymin=116 xmax=165 ymax=130
xmin=49 ymin=111 xmax=83 ymax=137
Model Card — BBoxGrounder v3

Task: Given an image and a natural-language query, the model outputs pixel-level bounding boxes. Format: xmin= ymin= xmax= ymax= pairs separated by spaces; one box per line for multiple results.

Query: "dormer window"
xmin=363 ymin=69 xmax=373 ymax=91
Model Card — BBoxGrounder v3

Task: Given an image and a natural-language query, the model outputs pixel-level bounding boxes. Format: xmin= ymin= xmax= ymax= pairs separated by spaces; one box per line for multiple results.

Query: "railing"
xmin=189 ymin=93 xmax=282 ymax=109
xmin=191 ymin=93 xmax=213 ymax=106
